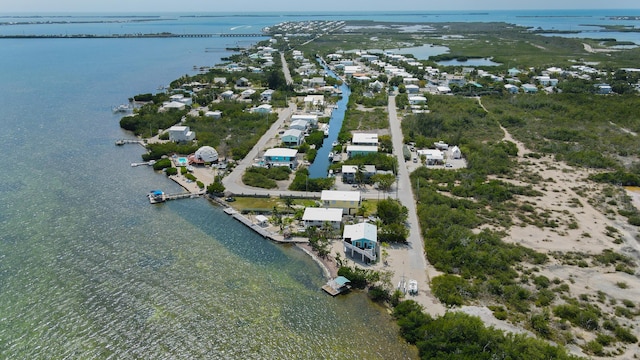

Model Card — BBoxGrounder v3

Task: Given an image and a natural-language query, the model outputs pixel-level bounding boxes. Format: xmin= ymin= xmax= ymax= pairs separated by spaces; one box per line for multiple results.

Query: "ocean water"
xmin=0 ymin=10 xmax=638 ymax=359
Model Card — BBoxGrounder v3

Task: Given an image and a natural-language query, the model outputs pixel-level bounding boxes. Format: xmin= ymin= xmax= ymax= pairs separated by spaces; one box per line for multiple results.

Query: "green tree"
xmin=377 ymin=198 xmax=408 ymax=225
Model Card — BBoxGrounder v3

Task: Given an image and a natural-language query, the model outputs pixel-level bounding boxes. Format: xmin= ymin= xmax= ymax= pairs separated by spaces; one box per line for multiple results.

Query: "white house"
xmin=521 ymin=84 xmax=538 ymax=93
xmin=220 ymin=90 xmax=234 ymax=100
xmin=281 ymin=129 xmax=304 ymax=147
xmin=437 ymin=86 xmax=452 ymax=94
xmin=418 ymin=149 xmax=444 ymax=165
xmin=205 ymin=110 xmax=222 ymax=119
xmin=341 ymin=165 xmax=376 ymax=183
xmin=321 ymin=190 xmax=361 ymax=215
xmin=161 ymin=101 xmax=186 ymax=111
xmin=302 ymin=207 xmax=343 ymax=229
xmin=190 ymin=145 xmax=219 ymax=164
xmin=342 ymin=222 xmax=378 ymax=263
xmin=168 ymin=125 xmax=195 ymax=143
xmin=504 ymin=84 xmax=519 ymax=94
xmin=253 ymin=104 xmax=272 ymax=114
xmin=263 ymin=148 xmax=298 ymax=169
xmin=405 ymin=84 xmax=420 ymax=94
xmin=352 ymin=133 xmax=378 ymax=146
xmin=289 ymin=119 xmax=309 ymax=131
xmin=241 ymin=89 xmax=256 ymax=98
xmin=291 ymin=114 xmax=318 ymax=126
xmin=261 ymin=89 xmax=275 ymax=102
xmin=408 ymin=96 xmax=427 ymax=105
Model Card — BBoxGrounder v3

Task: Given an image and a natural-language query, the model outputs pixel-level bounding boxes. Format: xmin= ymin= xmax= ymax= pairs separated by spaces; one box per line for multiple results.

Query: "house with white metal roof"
xmin=342 ymin=222 xmax=378 ymax=263
xmin=167 ymin=125 xmax=195 ymax=143
xmin=346 ymin=145 xmax=378 ymax=159
xmin=263 ymin=148 xmax=298 ymax=169
xmin=281 ymin=129 xmax=304 ymax=147
xmin=321 ymin=190 xmax=361 ymax=215
xmin=351 ymin=133 xmax=378 ymax=146
xmin=302 ymin=207 xmax=343 ymax=229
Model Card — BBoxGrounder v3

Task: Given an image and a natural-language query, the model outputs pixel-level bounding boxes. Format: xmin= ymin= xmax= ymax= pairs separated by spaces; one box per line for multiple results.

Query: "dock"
xmin=322 ymin=276 xmax=351 ymax=296
xmin=221 ymin=206 xmax=307 ymax=243
xmin=148 ymin=190 xmax=203 ymax=204
xmin=116 ymin=139 xmax=145 ymax=146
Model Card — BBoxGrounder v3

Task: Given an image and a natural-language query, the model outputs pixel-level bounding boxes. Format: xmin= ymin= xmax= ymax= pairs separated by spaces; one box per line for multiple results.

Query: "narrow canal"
xmin=307 ymin=59 xmax=351 ymax=179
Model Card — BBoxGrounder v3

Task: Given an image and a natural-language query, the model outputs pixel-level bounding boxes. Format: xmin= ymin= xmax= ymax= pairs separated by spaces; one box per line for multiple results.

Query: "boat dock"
xmin=148 ymin=190 xmax=203 ymax=204
xmin=116 ymin=139 xmax=145 ymax=146
xmin=223 ymin=208 xmax=274 ymax=239
xmin=322 ymin=276 xmax=351 ymax=296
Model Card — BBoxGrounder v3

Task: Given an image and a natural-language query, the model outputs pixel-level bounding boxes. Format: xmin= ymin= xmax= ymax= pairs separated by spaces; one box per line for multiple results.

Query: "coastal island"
xmin=119 ymin=19 xmax=640 ymax=359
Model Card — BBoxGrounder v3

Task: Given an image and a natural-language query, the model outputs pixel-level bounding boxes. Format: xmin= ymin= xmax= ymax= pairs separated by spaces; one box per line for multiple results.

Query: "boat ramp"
xmin=115 ymin=139 xmax=145 ymax=146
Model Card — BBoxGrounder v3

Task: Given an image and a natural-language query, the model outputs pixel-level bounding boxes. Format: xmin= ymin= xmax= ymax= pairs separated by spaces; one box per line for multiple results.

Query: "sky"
xmin=3 ymin=0 xmax=639 ymax=13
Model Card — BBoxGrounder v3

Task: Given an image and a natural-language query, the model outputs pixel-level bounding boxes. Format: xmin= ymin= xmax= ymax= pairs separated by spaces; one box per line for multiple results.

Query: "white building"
xmin=321 ymin=190 xmax=361 ymax=215
xmin=450 ymin=145 xmax=462 ymax=159
xmin=289 ymin=119 xmax=309 ymax=131
xmin=352 ymin=133 xmax=379 ymax=146
xmin=263 ymin=148 xmax=298 ymax=169
xmin=302 ymin=207 xmax=343 ymax=229
xmin=167 ymin=125 xmax=195 ymax=143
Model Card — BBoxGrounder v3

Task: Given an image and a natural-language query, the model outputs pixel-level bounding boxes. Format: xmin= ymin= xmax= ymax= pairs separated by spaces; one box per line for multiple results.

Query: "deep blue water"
xmin=0 ymin=9 xmax=639 ymax=358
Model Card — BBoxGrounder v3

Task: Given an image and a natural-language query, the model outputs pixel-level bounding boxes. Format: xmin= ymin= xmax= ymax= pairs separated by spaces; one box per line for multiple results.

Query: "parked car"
xmin=225 ymin=197 xmax=236 ymax=202
xmin=445 ymin=163 xmax=453 ymax=168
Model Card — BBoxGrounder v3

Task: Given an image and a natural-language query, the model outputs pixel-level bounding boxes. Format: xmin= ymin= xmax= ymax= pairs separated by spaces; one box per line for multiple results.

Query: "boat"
xmin=148 ymin=190 xmax=165 ymax=204
xmin=332 ymin=141 xmax=339 ymax=147
xmin=328 ymin=152 xmax=334 ymax=160
xmin=112 ymin=104 xmax=132 ymax=113
xmin=408 ymin=279 xmax=418 ymax=295
xmin=186 ymin=165 xmax=195 ymax=172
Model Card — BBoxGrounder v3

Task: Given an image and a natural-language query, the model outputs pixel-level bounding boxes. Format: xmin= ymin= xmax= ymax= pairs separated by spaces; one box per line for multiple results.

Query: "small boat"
xmin=148 ymin=190 xmax=165 ymax=204
xmin=328 ymin=152 xmax=334 ymax=160
xmin=186 ymin=165 xmax=195 ymax=172
xmin=332 ymin=141 xmax=339 ymax=147
xmin=112 ymin=104 xmax=132 ymax=113
xmin=408 ymin=279 xmax=418 ymax=295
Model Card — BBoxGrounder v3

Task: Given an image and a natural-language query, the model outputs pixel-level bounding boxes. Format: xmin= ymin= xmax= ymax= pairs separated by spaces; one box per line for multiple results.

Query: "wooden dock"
xmin=148 ymin=190 xmax=203 ymax=204
xmin=116 ymin=139 xmax=145 ymax=146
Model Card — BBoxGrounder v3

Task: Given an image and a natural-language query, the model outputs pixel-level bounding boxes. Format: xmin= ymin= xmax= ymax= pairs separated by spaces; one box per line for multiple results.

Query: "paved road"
xmin=386 ymin=95 xmax=445 ymax=314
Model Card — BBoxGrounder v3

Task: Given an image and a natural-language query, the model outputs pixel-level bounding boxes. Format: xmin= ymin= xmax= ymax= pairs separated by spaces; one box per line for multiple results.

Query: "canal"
xmin=307 ymin=60 xmax=351 ymax=179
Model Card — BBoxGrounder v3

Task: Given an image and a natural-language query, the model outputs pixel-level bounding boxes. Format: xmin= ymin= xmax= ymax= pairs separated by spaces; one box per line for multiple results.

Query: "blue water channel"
xmin=307 ymin=62 xmax=351 ymax=179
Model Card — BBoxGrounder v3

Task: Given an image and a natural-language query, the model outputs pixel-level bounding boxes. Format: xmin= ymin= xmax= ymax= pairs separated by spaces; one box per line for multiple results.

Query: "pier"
xmin=115 ymin=139 xmax=145 ymax=146
xmin=148 ymin=190 xmax=204 ymax=204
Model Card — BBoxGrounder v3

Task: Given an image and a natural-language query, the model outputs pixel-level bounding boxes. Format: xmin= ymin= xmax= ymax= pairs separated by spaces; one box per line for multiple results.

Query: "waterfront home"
xmin=321 ymin=190 xmax=361 ymax=215
xmin=189 ymin=145 xmax=218 ymax=164
xmin=281 ymin=129 xmax=304 ymax=147
xmin=160 ymin=101 xmax=186 ymax=112
xmin=342 ymin=222 xmax=378 ymax=263
xmin=341 ymin=165 xmax=376 ymax=184
xmin=304 ymin=95 xmax=325 ymax=108
xmin=168 ymin=125 xmax=195 ymax=143
xmin=302 ymin=207 xmax=343 ymax=229
xmin=351 ymin=133 xmax=378 ymax=146
xmin=263 ymin=148 xmax=298 ymax=169
xmin=346 ymin=145 xmax=378 ymax=159
xmin=521 ymin=84 xmax=538 ymax=93
xmin=291 ymin=114 xmax=318 ymax=127
xmin=289 ymin=119 xmax=309 ymax=132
